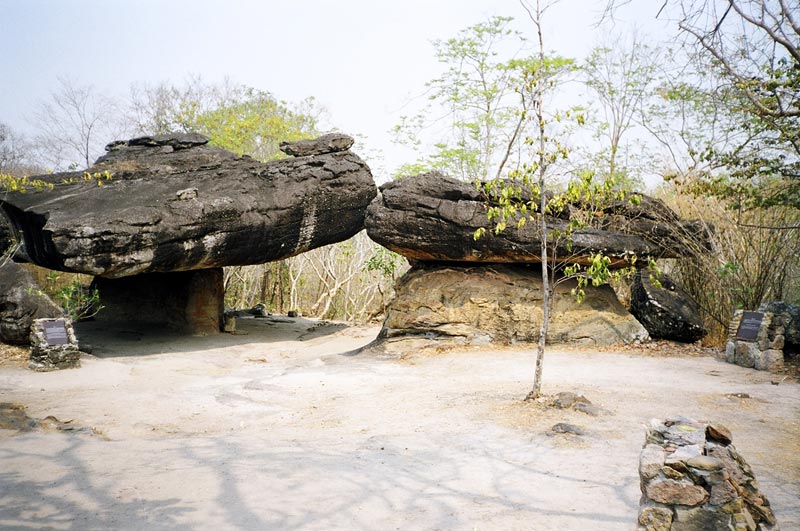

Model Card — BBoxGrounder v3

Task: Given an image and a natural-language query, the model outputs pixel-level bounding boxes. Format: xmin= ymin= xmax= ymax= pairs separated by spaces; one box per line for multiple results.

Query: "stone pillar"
xmin=725 ymin=311 xmax=786 ymax=371
xmin=637 ymin=417 xmax=779 ymax=531
xmin=91 ymin=268 xmax=224 ymax=335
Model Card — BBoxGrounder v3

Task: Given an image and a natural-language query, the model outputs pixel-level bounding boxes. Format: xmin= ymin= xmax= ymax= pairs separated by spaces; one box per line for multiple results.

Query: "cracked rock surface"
xmin=0 ymin=133 xmax=376 ymax=278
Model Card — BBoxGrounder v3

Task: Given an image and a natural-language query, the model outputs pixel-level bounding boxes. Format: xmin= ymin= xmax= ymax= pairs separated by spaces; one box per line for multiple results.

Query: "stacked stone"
xmin=28 ymin=318 xmax=81 ymax=371
xmin=759 ymin=302 xmax=799 ymax=353
xmin=725 ymin=311 xmax=786 ymax=371
xmin=638 ymin=417 xmax=778 ymax=531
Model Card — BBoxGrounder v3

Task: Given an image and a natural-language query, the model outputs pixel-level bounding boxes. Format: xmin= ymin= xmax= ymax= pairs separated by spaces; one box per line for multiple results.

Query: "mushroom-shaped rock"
xmin=0 ymin=133 xmax=376 ymax=278
xmin=365 ymin=172 xmax=707 ymax=267
xmin=630 ymin=271 xmax=707 ymax=343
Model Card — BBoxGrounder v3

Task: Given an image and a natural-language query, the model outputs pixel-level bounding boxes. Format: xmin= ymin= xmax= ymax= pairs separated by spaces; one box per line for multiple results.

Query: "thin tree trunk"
xmin=526 ymin=0 xmax=548 ymax=400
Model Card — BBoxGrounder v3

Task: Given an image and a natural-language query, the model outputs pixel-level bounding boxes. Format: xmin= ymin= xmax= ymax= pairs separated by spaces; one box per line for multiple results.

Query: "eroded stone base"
xmin=91 ymin=269 xmax=224 ymax=335
xmin=374 ymin=263 xmax=648 ymax=353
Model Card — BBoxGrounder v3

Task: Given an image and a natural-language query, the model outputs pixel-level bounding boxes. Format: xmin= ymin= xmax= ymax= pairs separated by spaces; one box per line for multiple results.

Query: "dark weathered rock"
xmin=91 ymin=269 xmax=224 ymax=335
xmin=0 ymin=133 xmax=376 ymax=278
xmin=549 ymin=423 xmax=585 ymax=436
xmin=0 ymin=261 xmax=63 ymax=344
xmin=279 ymin=132 xmax=355 ymax=157
xmin=630 ymin=271 xmax=707 ymax=343
xmin=365 ymin=172 xmax=706 ymax=267
xmin=368 ymin=263 xmax=648 ymax=354
xmin=759 ymin=301 xmax=800 ymax=353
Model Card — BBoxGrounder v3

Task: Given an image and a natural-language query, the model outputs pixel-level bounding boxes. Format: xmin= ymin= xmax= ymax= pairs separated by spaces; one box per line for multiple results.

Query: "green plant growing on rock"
xmin=28 ymin=271 xmax=104 ymax=322
xmin=53 ymin=280 xmax=103 ymax=321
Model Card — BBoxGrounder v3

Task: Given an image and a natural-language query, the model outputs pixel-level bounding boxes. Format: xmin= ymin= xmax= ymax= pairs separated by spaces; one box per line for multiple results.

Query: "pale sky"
xmin=0 ymin=0 xmax=673 ymax=178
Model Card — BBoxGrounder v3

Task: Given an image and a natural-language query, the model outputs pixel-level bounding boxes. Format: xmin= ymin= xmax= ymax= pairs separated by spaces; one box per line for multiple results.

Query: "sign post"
xmin=28 ymin=318 xmax=80 ymax=371
xmin=735 ymin=311 xmax=763 ymax=342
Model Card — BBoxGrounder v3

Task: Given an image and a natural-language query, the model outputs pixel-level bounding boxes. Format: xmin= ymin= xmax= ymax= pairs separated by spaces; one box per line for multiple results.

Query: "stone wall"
xmin=638 ymin=417 xmax=778 ymax=531
xmin=725 ymin=311 xmax=786 ymax=371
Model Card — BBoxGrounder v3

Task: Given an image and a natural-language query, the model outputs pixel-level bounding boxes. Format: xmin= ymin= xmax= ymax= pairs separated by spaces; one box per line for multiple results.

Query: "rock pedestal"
xmin=91 ymin=269 xmax=224 ymax=335
xmin=28 ymin=318 xmax=80 ymax=371
xmin=724 ymin=311 xmax=785 ymax=371
xmin=371 ymin=263 xmax=648 ymax=354
xmin=638 ymin=418 xmax=778 ymax=531
xmin=1 ymin=132 xmax=375 ymax=338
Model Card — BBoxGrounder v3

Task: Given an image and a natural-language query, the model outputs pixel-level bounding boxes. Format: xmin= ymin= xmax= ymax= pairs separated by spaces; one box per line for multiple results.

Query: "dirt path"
xmin=1 ymin=317 xmax=798 ymax=530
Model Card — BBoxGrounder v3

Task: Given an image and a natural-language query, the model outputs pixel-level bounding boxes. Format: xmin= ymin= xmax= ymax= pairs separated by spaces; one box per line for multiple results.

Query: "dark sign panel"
xmin=735 ymin=311 xmax=763 ymax=341
xmin=43 ymin=320 xmax=69 ymax=346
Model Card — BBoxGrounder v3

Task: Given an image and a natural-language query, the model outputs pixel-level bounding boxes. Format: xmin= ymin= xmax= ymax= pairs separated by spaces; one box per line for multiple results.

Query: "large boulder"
xmin=0 ymin=260 xmax=64 ymax=344
xmin=630 ymin=271 xmax=707 ymax=343
xmin=370 ymin=263 xmax=648 ymax=353
xmin=365 ymin=172 xmax=707 ymax=267
xmin=759 ymin=301 xmax=800 ymax=353
xmin=0 ymin=133 xmax=376 ymax=278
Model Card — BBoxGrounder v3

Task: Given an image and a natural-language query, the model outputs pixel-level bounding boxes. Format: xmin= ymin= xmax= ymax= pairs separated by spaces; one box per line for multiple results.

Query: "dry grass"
xmin=0 ymin=343 xmax=28 ymax=368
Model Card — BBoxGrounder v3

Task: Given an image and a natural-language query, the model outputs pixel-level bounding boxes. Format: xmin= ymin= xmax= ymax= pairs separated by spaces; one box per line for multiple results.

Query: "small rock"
xmin=639 ymin=444 xmax=666 ymax=480
xmin=549 ymin=423 xmax=585 ymax=436
xmin=706 ymin=423 xmax=732 ymax=445
xmin=175 ymin=187 xmax=198 ymax=200
xmin=638 ymin=506 xmax=673 ymax=531
xmin=645 ymin=479 xmax=708 ymax=506
xmin=708 ymin=479 xmax=739 ymax=506
xmin=663 ymin=422 xmax=707 ymax=446
xmin=552 ymin=391 xmax=587 ymax=409
xmin=666 ymin=444 xmax=703 ymax=464
xmin=248 ymin=303 xmax=269 ymax=317
xmin=661 ymin=466 xmax=685 ymax=480
xmin=574 ymin=401 xmax=604 ymax=416
xmin=686 ymin=455 xmax=724 ymax=471
xmin=279 ymin=133 xmax=354 ymax=157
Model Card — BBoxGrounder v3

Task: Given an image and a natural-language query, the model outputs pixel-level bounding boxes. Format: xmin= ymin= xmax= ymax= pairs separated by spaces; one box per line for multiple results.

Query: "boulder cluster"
xmin=2 ymin=134 xmax=709 ymax=348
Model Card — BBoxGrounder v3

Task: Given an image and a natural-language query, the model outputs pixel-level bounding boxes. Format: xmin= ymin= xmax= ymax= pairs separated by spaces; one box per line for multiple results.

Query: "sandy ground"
xmin=0 ymin=316 xmax=798 ymax=531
